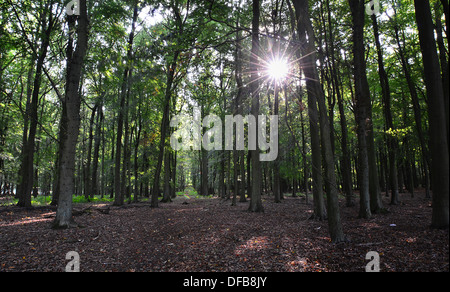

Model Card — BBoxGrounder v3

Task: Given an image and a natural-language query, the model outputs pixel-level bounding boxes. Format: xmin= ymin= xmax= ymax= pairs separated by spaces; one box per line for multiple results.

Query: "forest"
xmin=0 ymin=0 xmax=448 ymax=272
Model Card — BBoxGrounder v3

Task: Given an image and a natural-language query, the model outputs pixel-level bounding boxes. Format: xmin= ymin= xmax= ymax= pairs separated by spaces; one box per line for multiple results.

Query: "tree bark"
xmin=273 ymin=85 xmax=281 ymax=203
xmin=248 ymin=0 xmax=264 ymax=213
xmin=371 ymin=14 xmax=399 ymax=206
xmin=17 ymin=9 xmax=54 ymax=208
xmin=324 ymin=0 xmax=354 ymax=207
xmin=92 ymin=100 xmax=103 ymax=197
xmin=151 ymin=50 xmax=179 ymax=207
xmin=292 ymin=0 xmax=326 ymax=220
xmin=53 ymin=0 xmax=89 ymax=228
xmin=161 ymin=148 xmax=172 ymax=202
xmin=200 ymin=103 xmax=209 ymax=197
xmin=414 ymin=0 xmax=449 ymax=229
xmin=114 ymin=4 xmax=138 ymax=206
xmin=393 ymin=20 xmax=431 ymax=198
xmin=434 ymin=1 xmax=449 ymax=147
xmin=348 ymin=0 xmax=372 ymax=219
xmin=292 ymin=0 xmax=345 ymax=242
xmin=84 ymin=103 xmax=98 ymax=200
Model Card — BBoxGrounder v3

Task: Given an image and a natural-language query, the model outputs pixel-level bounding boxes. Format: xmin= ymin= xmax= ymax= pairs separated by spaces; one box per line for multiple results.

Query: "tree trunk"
xmin=92 ymin=101 xmax=103 ymax=197
xmin=200 ymin=104 xmax=209 ymax=197
xmin=348 ymin=0 xmax=372 ymax=219
xmin=114 ymin=4 xmax=138 ymax=206
xmin=393 ymin=20 xmax=431 ymax=198
xmin=292 ymin=0 xmax=325 ymax=220
xmin=151 ymin=50 xmax=180 ymax=207
xmin=53 ymin=0 xmax=89 ymax=228
xmin=371 ymin=14 xmax=399 ymax=206
xmin=171 ymin=151 xmax=177 ymax=199
xmin=434 ymin=2 xmax=449 ymax=147
xmin=17 ymin=10 xmax=53 ymax=208
xmin=414 ymin=0 xmax=449 ymax=229
xmin=326 ymin=0 xmax=354 ymax=207
xmin=273 ymin=85 xmax=281 ymax=203
xmin=292 ymin=0 xmax=345 ymax=242
xmin=84 ymin=103 xmax=98 ymax=200
xmin=162 ymin=148 xmax=172 ymax=202
xmin=122 ymin=93 xmax=131 ymax=202
xmin=248 ymin=0 xmax=264 ymax=213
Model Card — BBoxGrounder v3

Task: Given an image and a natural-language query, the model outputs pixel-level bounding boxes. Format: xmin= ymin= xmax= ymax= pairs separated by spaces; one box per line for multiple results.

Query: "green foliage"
xmin=0 ymin=195 xmax=113 ymax=207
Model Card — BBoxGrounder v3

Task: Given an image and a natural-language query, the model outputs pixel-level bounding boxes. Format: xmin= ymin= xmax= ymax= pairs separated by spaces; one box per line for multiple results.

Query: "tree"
xmin=14 ymin=1 xmax=55 ymax=208
xmin=248 ymin=0 xmax=264 ymax=213
xmin=150 ymin=0 xmax=188 ymax=208
xmin=414 ymin=0 xmax=449 ymax=229
xmin=371 ymin=13 xmax=399 ymax=205
xmin=53 ymin=0 xmax=89 ymax=228
xmin=114 ymin=3 xmax=139 ymax=207
xmin=391 ymin=8 xmax=431 ymax=199
xmin=233 ymin=4 xmax=247 ymax=204
xmin=348 ymin=0 xmax=372 ymax=219
xmin=323 ymin=0 xmax=355 ymax=207
xmin=291 ymin=0 xmax=345 ymax=243
xmin=291 ymin=0 xmax=325 ymax=220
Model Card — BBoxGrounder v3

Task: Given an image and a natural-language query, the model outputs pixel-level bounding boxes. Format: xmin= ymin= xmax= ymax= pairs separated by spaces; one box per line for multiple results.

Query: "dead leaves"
xmin=0 ymin=192 xmax=448 ymax=272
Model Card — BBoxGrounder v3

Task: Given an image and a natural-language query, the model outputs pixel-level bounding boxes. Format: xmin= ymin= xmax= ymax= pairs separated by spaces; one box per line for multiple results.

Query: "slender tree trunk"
xmin=162 ymin=148 xmax=172 ymax=202
xmin=442 ymin=0 xmax=450 ymax=41
xmin=219 ymin=154 xmax=225 ymax=199
xmin=336 ymin=77 xmax=355 ymax=207
xmin=232 ymin=21 xmax=244 ymax=204
xmin=239 ymin=152 xmax=246 ymax=202
xmin=287 ymin=0 xmax=309 ymax=204
xmin=122 ymin=93 xmax=130 ymax=202
xmin=92 ymin=101 xmax=103 ymax=196
xmin=133 ymin=113 xmax=142 ymax=202
xmin=248 ymin=0 xmax=264 ymax=213
xmin=292 ymin=0 xmax=345 ymax=242
xmin=114 ymin=4 xmax=138 ymax=206
xmin=414 ymin=0 xmax=449 ymax=229
xmin=151 ymin=51 xmax=180 ymax=207
xmin=393 ymin=21 xmax=431 ymax=198
xmin=300 ymin=96 xmax=309 ymax=205
xmin=348 ymin=0 xmax=372 ymax=219
xmin=17 ymin=11 xmax=53 ymax=208
xmin=234 ymin=129 xmax=242 ymax=203
xmin=434 ymin=2 xmax=449 ymax=148
xmin=53 ymin=0 xmax=89 ymax=228
xmin=292 ymin=0 xmax=325 ymax=220
xmin=200 ymin=104 xmax=209 ymax=197
xmin=372 ymin=14 xmax=399 ymax=206
xmin=273 ymin=85 xmax=281 ymax=203
xmin=18 ymin=61 xmax=34 ymax=201
xmin=247 ymin=150 xmax=251 ymax=200
xmin=84 ymin=103 xmax=98 ymax=200
xmin=271 ymin=3 xmax=281 ymax=204
xmin=326 ymin=0 xmax=354 ymax=207
xmin=171 ymin=151 xmax=177 ymax=199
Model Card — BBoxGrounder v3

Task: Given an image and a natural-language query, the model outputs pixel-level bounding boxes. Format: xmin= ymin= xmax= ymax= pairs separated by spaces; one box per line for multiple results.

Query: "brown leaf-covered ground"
xmin=0 ymin=191 xmax=448 ymax=272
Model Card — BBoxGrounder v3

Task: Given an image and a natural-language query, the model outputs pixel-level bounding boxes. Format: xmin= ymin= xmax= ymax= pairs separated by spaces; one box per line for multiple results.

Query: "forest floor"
xmin=0 ymin=190 xmax=448 ymax=272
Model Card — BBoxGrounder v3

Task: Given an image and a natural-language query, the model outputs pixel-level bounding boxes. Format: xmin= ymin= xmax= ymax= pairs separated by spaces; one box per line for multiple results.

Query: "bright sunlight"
xmin=266 ymin=58 xmax=289 ymax=82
